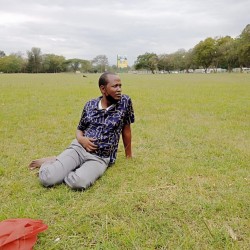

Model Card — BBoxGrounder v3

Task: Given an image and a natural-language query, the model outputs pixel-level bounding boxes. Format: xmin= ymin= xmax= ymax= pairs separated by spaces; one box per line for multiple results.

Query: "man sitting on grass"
xmin=29 ymin=72 xmax=135 ymax=190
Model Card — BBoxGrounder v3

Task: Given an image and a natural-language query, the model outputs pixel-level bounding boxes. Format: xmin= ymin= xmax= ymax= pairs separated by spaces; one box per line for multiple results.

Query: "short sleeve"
xmin=77 ymin=105 xmax=87 ymax=131
xmin=124 ymin=97 xmax=135 ymax=125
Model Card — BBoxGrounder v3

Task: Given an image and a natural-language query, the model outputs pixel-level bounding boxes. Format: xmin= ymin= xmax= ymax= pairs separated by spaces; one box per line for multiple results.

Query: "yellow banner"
xmin=117 ymin=55 xmax=128 ymax=68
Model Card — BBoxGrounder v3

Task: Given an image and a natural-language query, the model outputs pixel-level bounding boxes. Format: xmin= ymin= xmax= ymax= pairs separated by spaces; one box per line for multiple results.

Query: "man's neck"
xmin=100 ymin=98 xmax=115 ymax=111
xmin=102 ymin=96 xmax=115 ymax=109
xmin=101 ymin=98 xmax=108 ymax=109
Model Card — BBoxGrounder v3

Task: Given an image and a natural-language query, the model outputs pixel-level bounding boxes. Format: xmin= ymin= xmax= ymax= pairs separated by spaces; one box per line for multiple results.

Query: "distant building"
xmin=117 ymin=55 xmax=128 ymax=68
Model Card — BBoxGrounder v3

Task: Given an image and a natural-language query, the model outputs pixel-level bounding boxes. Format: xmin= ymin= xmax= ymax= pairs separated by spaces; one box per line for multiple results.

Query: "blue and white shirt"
xmin=77 ymin=94 xmax=135 ymax=164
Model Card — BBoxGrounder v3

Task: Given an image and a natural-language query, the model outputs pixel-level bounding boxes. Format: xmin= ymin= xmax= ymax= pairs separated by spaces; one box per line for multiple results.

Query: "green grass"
xmin=0 ymin=73 xmax=249 ymax=249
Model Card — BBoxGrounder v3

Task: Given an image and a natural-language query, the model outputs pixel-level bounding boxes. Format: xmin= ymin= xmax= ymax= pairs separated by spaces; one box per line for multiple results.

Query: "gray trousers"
xmin=39 ymin=139 xmax=110 ymax=190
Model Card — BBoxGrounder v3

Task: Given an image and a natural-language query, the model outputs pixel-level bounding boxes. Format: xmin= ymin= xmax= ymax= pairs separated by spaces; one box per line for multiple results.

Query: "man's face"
xmin=103 ymin=75 xmax=122 ymax=103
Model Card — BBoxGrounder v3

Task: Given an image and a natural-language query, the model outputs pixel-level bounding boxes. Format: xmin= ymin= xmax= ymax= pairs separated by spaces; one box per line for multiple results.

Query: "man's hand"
xmin=80 ymin=137 xmax=98 ymax=152
xmin=76 ymin=129 xmax=98 ymax=152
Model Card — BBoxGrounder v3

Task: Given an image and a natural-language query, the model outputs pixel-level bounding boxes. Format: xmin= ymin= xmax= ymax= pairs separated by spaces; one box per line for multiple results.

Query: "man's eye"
xmin=112 ymin=84 xmax=121 ymax=88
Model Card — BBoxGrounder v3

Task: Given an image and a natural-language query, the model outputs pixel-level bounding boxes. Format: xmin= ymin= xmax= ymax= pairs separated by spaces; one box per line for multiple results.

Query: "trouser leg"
xmin=39 ymin=148 xmax=81 ymax=187
xmin=64 ymin=156 xmax=109 ymax=190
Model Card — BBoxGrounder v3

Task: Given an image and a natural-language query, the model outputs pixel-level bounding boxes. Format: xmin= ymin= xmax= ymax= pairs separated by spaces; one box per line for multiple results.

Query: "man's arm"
xmin=122 ymin=124 xmax=132 ymax=158
xmin=76 ymin=129 xmax=98 ymax=152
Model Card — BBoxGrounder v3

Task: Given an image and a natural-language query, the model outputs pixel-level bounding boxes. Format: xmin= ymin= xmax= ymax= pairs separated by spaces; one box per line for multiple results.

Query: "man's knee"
xmin=39 ymin=163 xmax=59 ymax=187
xmin=64 ymin=173 xmax=93 ymax=190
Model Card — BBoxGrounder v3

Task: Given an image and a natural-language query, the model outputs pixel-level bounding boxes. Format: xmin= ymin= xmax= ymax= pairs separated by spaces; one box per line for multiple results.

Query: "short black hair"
xmin=98 ymin=72 xmax=117 ymax=87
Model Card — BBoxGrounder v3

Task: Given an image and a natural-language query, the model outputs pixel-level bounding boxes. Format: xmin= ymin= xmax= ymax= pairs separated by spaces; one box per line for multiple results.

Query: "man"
xmin=29 ymin=72 xmax=134 ymax=190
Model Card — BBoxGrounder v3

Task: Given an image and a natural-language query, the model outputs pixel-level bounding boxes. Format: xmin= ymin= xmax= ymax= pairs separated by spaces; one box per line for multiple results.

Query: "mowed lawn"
xmin=0 ymin=73 xmax=249 ymax=249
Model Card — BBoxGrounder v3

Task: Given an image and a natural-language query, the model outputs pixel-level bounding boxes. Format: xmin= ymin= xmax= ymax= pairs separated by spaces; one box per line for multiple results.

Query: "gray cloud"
xmin=0 ymin=0 xmax=249 ymax=65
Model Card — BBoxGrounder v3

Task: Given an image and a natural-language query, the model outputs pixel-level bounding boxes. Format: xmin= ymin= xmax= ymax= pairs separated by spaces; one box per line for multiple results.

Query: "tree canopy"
xmin=134 ymin=53 xmax=158 ymax=74
xmin=134 ymin=24 xmax=249 ymax=73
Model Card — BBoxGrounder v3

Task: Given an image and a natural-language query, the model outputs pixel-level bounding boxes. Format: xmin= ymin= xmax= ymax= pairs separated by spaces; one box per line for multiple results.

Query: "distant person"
xmin=29 ymin=72 xmax=135 ymax=190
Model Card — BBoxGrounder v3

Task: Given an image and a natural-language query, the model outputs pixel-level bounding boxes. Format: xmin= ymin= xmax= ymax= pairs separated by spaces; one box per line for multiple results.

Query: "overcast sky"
xmin=0 ymin=0 xmax=249 ymax=65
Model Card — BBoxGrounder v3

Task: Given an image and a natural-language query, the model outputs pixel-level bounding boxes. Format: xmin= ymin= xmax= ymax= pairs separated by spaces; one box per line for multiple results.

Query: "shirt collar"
xmin=97 ymin=96 xmax=121 ymax=110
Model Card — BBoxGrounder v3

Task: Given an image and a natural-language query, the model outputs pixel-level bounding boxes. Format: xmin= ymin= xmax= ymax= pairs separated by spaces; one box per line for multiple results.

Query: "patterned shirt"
xmin=77 ymin=94 xmax=135 ymax=164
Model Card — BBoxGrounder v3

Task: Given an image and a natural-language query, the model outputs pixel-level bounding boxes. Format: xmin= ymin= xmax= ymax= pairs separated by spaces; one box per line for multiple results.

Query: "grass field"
xmin=0 ymin=73 xmax=249 ymax=249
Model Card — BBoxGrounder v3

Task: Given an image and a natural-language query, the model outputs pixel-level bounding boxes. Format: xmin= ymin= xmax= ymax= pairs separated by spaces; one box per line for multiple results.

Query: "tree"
xmin=237 ymin=24 xmax=250 ymax=69
xmin=109 ymin=64 xmax=118 ymax=73
xmin=158 ymin=54 xmax=173 ymax=73
xmin=170 ymin=49 xmax=187 ymax=72
xmin=80 ymin=60 xmax=92 ymax=73
xmin=215 ymin=36 xmax=238 ymax=72
xmin=92 ymin=55 xmax=109 ymax=73
xmin=183 ymin=49 xmax=198 ymax=72
xmin=0 ymin=56 xmax=8 ymax=72
xmin=65 ymin=59 xmax=82 ymax=72
xmin=0 ymin=51 xmax=5 ymax=58
xmin=42 ymin=54 xmax=66 ymax=73
xmin=134 ymin=52 xmax=158 ymax=74
xmin=65 ymin=58 xmax=91 ymax=73
xmin=0 ymin=54 xmax=25 ymax=73
xmin=27 ymin=47 xmax=42 ymax=73
xmin=193 ymin=37 xmax=216 ymax=73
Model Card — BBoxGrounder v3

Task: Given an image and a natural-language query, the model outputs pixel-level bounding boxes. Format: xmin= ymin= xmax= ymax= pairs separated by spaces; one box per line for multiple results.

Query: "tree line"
xmin=135 ymin=24 xmax=250 ymax=73
xmin=0 ymin=24 xmax=249 ymax=74
xmin=0 ymin=49 xmax=112 ymax=73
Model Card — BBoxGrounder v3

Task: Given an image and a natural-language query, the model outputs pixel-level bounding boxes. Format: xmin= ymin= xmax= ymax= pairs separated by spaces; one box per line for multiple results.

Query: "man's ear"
xmin=99 ymin=85 xmax=106 ymax=94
